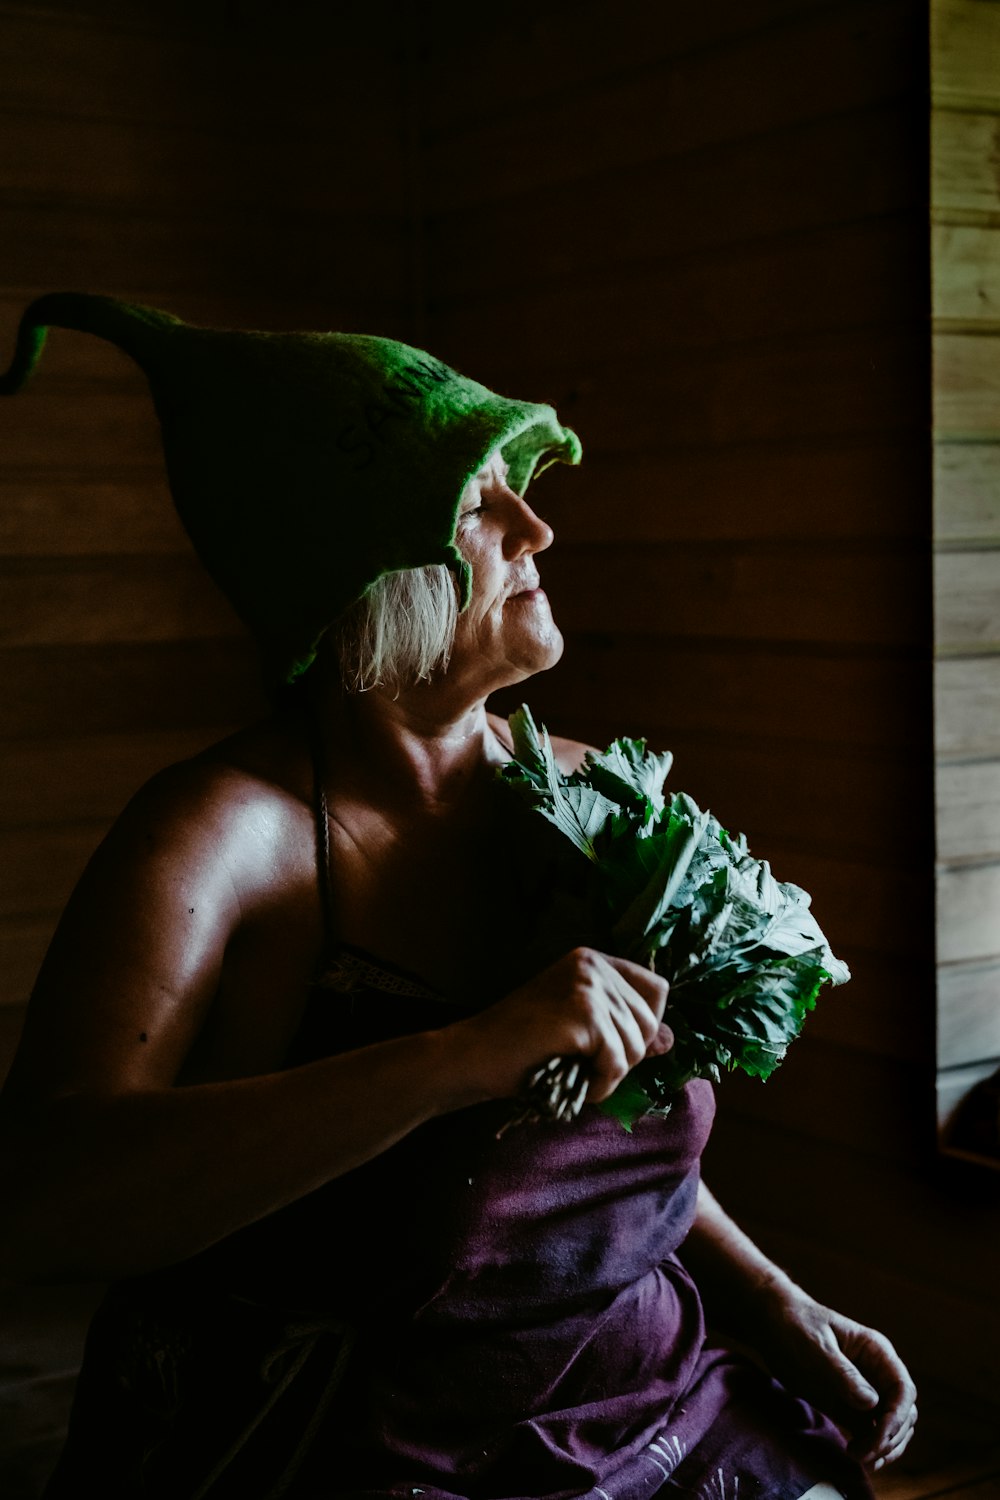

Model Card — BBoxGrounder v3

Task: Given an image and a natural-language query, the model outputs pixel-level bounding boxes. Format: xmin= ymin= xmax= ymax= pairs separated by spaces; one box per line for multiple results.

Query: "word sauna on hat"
xmin=336 ymin=356 xmax=455 ymax=472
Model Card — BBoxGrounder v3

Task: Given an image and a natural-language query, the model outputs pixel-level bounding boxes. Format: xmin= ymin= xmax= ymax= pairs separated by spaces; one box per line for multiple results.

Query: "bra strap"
xmin=308 ymin=711 xmax=338 ymax=962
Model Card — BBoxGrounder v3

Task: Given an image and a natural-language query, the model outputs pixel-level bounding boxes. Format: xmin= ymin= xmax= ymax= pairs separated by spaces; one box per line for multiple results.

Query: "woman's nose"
xmin=503 ymin=493 xmax=554 ymax=558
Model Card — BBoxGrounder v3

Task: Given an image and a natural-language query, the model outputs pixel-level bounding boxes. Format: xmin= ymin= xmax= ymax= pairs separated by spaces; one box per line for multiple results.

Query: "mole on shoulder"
xmin=139 ymin=1032 xmax=148 ymax=1043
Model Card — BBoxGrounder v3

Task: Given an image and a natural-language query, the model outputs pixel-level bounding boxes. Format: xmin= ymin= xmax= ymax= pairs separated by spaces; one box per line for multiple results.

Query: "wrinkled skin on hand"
xmin=452 ymin=946 xmax=673 ymax=1107
xmin=752 ymin=1285 xmax=918 ymax=1472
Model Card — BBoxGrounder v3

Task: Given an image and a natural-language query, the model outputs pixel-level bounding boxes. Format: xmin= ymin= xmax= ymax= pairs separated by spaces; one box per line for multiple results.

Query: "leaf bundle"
xmin=499 ymin=707 xmax=850 ymax=1129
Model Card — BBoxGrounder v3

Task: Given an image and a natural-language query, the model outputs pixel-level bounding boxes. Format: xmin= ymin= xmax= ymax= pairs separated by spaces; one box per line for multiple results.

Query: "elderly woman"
xmin=0 ymin=297 xmax=915 ymax=1500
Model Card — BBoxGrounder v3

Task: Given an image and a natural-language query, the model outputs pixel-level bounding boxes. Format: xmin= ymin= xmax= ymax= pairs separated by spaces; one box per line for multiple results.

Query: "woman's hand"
xmin=751 ymin=1283 xmax=918 ymax=1471
xmin=445 ymin=947 xmax=672 ymax=1109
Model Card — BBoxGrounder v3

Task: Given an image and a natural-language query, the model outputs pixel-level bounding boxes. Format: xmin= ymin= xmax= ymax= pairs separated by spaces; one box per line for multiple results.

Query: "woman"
xmin=0 ymin=297 xmax=915 ymax=1500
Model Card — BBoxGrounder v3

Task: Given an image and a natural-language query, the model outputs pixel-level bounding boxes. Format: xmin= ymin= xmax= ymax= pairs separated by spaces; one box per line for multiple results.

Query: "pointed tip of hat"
xmin=0 ymin=292 xmax=184 ymax=394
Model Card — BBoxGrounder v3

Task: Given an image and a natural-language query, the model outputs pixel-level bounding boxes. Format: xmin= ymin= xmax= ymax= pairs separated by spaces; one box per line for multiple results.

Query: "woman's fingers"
xmin=578 ymin=952 xmax=670 ymax=1099
xmin=455 ymin=946 xmax=672 ymax=1107
xmin=604 ymin=954 xmax=670 ymax=1024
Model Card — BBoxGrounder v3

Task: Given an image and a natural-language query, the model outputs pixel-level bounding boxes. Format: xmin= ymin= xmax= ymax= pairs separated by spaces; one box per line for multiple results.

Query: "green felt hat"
xmin=0 ymin=293 xmax=581 ymax=682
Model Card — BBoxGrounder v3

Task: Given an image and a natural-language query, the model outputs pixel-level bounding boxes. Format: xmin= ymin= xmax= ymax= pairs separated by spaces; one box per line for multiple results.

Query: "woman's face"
xmin=450 ymin=452 xmax=564 ymax=692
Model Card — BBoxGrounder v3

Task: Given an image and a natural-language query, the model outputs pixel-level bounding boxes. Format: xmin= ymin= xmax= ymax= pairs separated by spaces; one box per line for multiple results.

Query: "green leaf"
xmin=498 ymin=705 xmax=851 ymax=1127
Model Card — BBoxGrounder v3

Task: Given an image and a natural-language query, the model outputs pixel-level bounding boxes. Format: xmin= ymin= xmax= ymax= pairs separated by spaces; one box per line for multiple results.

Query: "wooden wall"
xmin=2 ymin=0 xmax=998 ymax=1429
xmin=0 ymin=0 xmax=413 ymax=1066
xmin=932 ymin=0 xmax=1000 ymax=1154
xmin=418 ymin=0 xmax=999 ymax=1403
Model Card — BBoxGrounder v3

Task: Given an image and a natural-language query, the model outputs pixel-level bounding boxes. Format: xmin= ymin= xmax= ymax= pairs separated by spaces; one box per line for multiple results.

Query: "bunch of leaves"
xmin=498 ymin=706 xmax=850 ymax=1129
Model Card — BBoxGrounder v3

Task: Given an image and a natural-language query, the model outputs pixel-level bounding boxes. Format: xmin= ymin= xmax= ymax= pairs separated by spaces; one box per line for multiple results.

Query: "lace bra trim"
xmin=313 ymin=945 xmax=451 ymax=1004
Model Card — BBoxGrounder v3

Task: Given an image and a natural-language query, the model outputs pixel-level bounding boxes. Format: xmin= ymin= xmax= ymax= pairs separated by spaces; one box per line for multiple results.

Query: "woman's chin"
xmin=506 ymin=623 xmax=565 ymax=683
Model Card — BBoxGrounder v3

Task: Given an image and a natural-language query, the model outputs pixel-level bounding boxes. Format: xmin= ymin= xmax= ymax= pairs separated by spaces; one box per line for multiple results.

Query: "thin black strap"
xmin=308 ymin=712 xmax=338 ymax=962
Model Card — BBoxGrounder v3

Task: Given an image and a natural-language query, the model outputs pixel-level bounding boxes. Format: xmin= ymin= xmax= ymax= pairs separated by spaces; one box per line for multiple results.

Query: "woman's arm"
xmin=0 ymin=762 xmax=670 ymax=1282
xmin=682 ymin=1181 xmax=918 ymax=1472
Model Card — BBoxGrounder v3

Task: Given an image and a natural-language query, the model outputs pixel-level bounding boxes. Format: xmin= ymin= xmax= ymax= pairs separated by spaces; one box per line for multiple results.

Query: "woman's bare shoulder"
xmin=90 ymin=714 xmax=314 ymax=901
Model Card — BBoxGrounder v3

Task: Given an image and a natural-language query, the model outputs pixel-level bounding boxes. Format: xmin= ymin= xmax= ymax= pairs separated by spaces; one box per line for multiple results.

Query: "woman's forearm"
xmin=681 ymin=1180 xmax=800 ymax=1336
xmin=0 ymin=1026 xmax=467 ymax=1283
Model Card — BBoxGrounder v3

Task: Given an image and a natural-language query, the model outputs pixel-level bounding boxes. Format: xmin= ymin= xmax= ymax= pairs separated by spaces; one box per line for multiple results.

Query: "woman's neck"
xmin=310 ymin=676 xmax=509 ymax=816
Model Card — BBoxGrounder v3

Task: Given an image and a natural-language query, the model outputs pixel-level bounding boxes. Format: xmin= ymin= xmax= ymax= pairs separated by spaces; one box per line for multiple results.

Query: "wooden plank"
xmin=709 ymin=1036 xmax=931 ymax=1165
xmin=492 ymin=636 xmax=929 ymax=753
xmin=936 ymin=758 xmax=1000 ymax=864
xmin=421 ymin=0 xmax=838 ymax=130
xmin=0 ymin=917 xmax=57 ymax=1009
xmin=937 ymin=860 xmax=1000 ymax=965
xmin=937 ymin=957 xmax=1000 ymax=1069
xmin=469 ymin=330 xmax=929 ymax=456
xmin=0 ymin=202 xmax=407 ymax=303
xmin=0 ymin=10 xmax=405 ymax=138
xmin=0 ymin=556 xmax=243 ymax=646
xmin=936 ymin=655 xmax=1000 ymax=757
xmin=937 ymin=1057 xmax=1000 ymax=1138
xmin=431 ymin=216 xmax=928 ymax=371
xmin=933 ymin=224 xmax=1000 ymax=324
xmin=0 ymin=110 xmax=404 ymax=220
xmin=933 ymin=109 xmax=1000 ymax=218
xmin=538 ymin=438 xmax=930 ymax=548
xmin=760 ymin=846 xmax=932 ymax=961
xmin=0 ymin=476 xmax=186 ymax=556
xmin=0 ymin=641 xmax=269 ymax=737
xmin=0 ymin=822 xmax=107 ymax=918
xmin=934 ymin=548 xmax=1000 ymax=653
xmin=422 ymin=0 xmax=925 ymax=212
xmin=932 ymin=0 xmax=1000 ymax=111
xmin=0 ymin=390 xmax=163 ymax=468
xmin=426 ymin=105 xmax=925 ymax=300
xmin=0 ymin=728 xmax=230 ymax=824
xmin=704 ymin=1112 xmax=1000 ymax=1305
xmin=934 ymin=442 xmax=1000 ymax=543
xmin=542 ymin=540 xmax=929 ymax=648
xmin=0 ymin=0 xmax=404 ymax=46
xmin=934 ymin=333 xmax=1000 ymax=439
xmin=802 ymin=949 xmax=928 ymax=1063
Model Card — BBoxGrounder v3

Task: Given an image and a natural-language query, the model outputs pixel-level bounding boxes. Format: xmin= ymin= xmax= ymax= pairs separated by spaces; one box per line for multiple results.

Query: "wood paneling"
xmin=422 ymin=0 xmax=840 ymax=129
xmin=932 ymin=109 xmax=1000 ymax=219
xmin=934 ymin=443 xmax=1000 ymax=543
xmin=0 ymin=557 xmax=243 ymax=647
xmin=0 ymin=0 xmax=411 ymax=1034
xmin=937 ymin=861 xmax=1000 ymax=965
xmin=429 ymin=106 xmax=925 ymax=301
xmin=936 ymin=656 xmax=1000 ymax=758
xmin=544 ymin=541 xmax=927 ymax=646
xmin=0 ymin=730 xmax=224 ymax=825
xmin=932 ymin=0 xmax=1000 ymax=110
xmin=423 ymin=0 xmax=923 ymax=213
xmin=432 ymin=217 xmax=928 ymax=368
xmin=0 ymin=642 xmax=269 ymax=738
xmin=498 ymin=637 xmax=928 ymax=752
xmin=934 ymin=549 xmax=1000 ymax=653
xmin=932 ymin=225 xmax=1000 ymax=324
xmin=937 ymin=759 xmax=1000 ymax=863
xmin=541 ymin=438 xmax=930 ymax=546
xmin=938 ymin=958 xmax=1000 ymax=1069
xmin=932 ymin=0 xmax=1000 ymax=1103
xmin=934 ymin=333 xmax=1000 ymax=438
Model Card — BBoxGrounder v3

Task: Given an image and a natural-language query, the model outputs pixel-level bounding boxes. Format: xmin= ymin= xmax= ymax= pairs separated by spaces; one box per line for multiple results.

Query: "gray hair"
xmin=335 ymin=562 xmax=460 ymax=694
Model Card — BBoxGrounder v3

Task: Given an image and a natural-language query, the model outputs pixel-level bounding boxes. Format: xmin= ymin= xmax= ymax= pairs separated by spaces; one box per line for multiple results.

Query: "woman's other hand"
xmin=445 ymin=947 xmax=672 ymax=1108
xmin=752 ymin=1284 xmax=918 ymax=1471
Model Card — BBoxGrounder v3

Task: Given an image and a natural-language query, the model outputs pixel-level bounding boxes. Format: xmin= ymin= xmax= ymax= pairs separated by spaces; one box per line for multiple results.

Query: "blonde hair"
xmin=335 ymin=563 xmax=460 ymax=694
